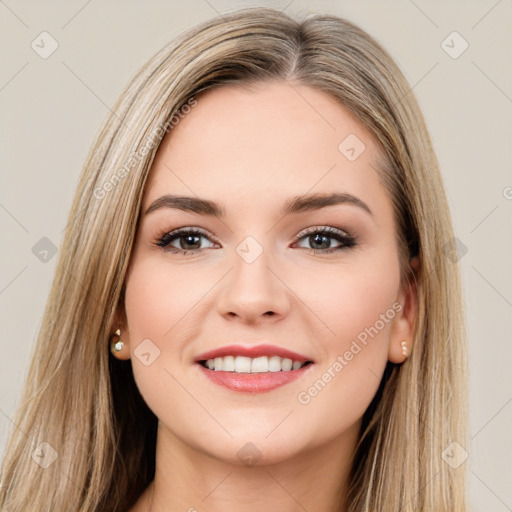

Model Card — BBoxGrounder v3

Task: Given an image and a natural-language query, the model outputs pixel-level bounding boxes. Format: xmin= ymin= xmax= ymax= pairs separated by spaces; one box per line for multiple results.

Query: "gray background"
xmin=1 ymin=1 xmax=511 ymax=509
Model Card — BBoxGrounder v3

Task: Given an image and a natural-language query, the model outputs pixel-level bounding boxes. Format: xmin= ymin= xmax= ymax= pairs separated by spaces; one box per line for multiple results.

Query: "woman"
xmin=0 ymin=7 xmax=468 ymax=511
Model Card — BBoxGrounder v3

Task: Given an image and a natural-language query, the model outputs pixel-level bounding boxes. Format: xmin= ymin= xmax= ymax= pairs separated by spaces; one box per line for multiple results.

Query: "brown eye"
xmin=156 ymin=228 xmax=215 ymax=254
xmin=295 ymin=227 xmax=356 ymax=254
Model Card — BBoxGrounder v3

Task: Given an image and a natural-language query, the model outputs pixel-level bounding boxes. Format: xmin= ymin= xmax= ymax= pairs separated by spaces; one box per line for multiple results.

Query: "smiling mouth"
xmin=198 ymin=355 xmax=313 ymax=373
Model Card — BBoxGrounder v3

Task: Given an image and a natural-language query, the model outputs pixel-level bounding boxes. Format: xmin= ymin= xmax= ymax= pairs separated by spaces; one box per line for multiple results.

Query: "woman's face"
xmin=119 ymin=81 xmax=417 ymax=465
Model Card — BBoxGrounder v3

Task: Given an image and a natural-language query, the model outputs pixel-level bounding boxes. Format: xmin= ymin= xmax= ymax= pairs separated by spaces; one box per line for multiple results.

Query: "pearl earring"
xmin=110 ymin=328 xmax=124 ymax=355
xmin=401 ymin=340 xmax=408 ymax=357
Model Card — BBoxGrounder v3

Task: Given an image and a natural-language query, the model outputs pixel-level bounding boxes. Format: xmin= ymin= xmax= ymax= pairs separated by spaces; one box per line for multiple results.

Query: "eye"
xmin=155 ymin=227 xmax=217 ymax=255
xmin=294 ymin=226 xmax=357 ymax=254
xmin=154 ymin=226 xmax=357 ymax=256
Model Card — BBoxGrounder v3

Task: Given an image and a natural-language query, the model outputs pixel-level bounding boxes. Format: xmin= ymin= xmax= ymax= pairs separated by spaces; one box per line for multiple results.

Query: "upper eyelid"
xmin=162 ymin=225 xmax=350 ymax=236
xmin=298 ymin=225 xmax=351 ymax=237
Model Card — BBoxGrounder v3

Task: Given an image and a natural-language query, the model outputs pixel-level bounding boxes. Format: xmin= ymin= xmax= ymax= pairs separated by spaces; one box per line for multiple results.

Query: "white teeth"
xmin=268 ymin=356 xmax=282 ymax=372
xmin=251 ymin=356 xmax=268 ymax=373
xmin=223 ymin=355 xmax=235 ymax=371
xmin=281 ymin=358 xmax=293 ymax=371
xmin=234 ymin=356 xmax=251 ymax=373
xmin=203 ymin=355 xmax=308 ymax=373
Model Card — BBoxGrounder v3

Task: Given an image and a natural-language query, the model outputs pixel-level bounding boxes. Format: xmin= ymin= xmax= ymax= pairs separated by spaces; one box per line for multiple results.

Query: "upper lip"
xmin=194 ymin=344 xmax=314 ymax=363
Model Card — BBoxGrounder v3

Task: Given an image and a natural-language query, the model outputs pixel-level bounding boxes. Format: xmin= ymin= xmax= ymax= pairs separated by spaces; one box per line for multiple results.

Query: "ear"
xmin=388 ymin=256 xmax=420 ymax=363
xmin=113 ymin=301 xmax=128 ymax=333
xmin=110 ymin=300 xmax=131 ymax=361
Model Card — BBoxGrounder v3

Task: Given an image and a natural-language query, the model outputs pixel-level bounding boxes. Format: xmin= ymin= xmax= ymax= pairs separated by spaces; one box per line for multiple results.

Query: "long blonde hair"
xmin=0 ymin=7 xmax=468 ymax=511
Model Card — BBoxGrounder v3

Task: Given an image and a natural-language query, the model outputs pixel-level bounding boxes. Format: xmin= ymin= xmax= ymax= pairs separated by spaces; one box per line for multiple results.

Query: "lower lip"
xmin=197 ymin=363 xmax=314 ymax=393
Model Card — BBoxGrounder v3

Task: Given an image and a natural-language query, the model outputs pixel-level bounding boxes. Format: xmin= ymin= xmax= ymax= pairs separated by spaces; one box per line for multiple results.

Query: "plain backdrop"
xmin=1 ymin=1 xmax=511 ymax=510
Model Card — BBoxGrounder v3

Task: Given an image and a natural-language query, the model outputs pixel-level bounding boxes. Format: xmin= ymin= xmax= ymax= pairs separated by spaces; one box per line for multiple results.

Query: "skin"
xmin=117 ymin=80 xmax=419 ymax=512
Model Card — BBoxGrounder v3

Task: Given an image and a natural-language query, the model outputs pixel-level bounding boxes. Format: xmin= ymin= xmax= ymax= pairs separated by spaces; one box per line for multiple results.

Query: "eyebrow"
xmin=144 ymin=192 xmax=373 ymax=218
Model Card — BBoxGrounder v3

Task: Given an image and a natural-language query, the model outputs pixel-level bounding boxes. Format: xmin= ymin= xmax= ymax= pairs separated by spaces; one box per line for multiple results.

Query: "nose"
xmin=216 ymin=245 xmax=291 ymax=325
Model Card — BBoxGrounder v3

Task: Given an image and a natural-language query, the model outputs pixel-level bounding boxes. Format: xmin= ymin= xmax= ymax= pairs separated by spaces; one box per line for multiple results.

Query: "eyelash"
xmin=154 ymin=226 xmax=357 ymax=256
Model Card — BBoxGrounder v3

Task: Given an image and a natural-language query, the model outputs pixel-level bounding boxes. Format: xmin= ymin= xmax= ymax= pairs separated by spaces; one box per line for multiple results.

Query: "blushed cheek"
xmin=124 ymin=257 xmax=204 ymax=344
xmin=294 ymin=268 xmax=399 ymax=435
xmin=122 ymin=258 xmax=196 ymax=420
xmin=315 ymin=260 xmax=400 ymax=364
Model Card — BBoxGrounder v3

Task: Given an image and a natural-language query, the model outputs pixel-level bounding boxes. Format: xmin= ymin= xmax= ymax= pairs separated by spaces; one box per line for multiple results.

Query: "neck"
xmin=136 ymin=420 xmax=360 ymax=512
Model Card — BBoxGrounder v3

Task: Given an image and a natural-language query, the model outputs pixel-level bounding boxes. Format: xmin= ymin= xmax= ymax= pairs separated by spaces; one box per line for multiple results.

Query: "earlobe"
xmin=110 ymin=327 xmax=131 ymax=360
xmin=110 ymin=303 xmax=131 ymax=360
xmin=388 ymin=338 xmax=410 ymax=364
xmin=409 ymin=255 xmax=420 ymax=277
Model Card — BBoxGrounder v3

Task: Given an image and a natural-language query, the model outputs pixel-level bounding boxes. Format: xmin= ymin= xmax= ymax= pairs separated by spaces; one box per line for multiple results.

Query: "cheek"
xmin=124 ymin=255 xmax=204 ymax=346
xmin=122 ymin=254 xmax=190 ymax=367
xmin=277 ymin=246 xmax=398 ymax=400
xmin=122 ymin=256 xmax=201 ymax=425
xmin=305 ymin=251 xmax=400 ymax=355
xmin=292 ymin=257 xmax=400 ymax=441
xmin=301 ymin=256 xmax=399 ymax=380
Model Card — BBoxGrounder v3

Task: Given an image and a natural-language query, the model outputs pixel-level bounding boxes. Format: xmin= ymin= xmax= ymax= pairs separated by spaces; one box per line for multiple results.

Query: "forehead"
xmin=142 ymin=81 xmax=387 ymax=216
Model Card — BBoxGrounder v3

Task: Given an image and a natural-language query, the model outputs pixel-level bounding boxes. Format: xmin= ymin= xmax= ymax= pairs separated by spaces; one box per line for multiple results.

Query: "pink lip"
xmin=194 ymin=344 xmax=313 ymax=363
xmin=194 ymin=344 xmax=315 ymax=393
xmin=197 ymin=362 xmax=314 ymax=393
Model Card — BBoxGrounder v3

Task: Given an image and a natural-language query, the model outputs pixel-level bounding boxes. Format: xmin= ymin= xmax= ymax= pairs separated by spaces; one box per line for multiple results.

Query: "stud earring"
xmin=110 ymin=328 xmax=124 ymax=355
xmin=401 ymin=340 xmax=408 ymax=357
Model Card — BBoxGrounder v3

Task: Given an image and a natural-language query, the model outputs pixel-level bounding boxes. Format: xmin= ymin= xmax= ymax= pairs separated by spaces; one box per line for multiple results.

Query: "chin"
xmin=192 ymin=425 xmax=311 ymax=467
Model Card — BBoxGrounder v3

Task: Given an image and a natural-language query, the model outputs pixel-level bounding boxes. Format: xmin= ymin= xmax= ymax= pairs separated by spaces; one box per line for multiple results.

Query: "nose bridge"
xmin=216 ymin=233 xmax=290 ymax=321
